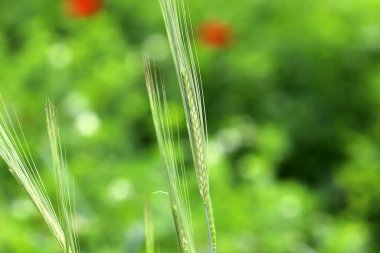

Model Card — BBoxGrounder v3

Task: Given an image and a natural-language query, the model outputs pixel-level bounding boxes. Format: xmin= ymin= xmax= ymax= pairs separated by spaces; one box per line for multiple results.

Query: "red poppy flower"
xmin=199 ymin=21 xmax=231 ymax=48
xmin=66 ymin=0 xmax=103 ymax=17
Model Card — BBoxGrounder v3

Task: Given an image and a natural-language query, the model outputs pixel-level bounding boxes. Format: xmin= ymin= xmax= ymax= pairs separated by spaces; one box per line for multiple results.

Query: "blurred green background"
xmin=2 ymin=0 xmax=380 ymax=252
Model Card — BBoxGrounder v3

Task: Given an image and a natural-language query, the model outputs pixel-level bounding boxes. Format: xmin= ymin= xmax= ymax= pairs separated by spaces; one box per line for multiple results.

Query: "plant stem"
xmin=204 ymin=198 xmax=216 ymax=253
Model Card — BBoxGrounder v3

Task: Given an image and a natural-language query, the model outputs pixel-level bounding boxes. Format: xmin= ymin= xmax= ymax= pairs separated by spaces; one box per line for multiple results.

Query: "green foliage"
xmin=1 ymin=0 xmax=380 ymax=252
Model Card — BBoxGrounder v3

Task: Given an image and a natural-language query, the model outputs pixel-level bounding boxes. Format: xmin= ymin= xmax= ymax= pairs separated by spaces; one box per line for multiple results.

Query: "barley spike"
xmin=158 ymin=0 xmax=216 ymax=251
xmin=144 ymin=56 xmax=196 ymax=253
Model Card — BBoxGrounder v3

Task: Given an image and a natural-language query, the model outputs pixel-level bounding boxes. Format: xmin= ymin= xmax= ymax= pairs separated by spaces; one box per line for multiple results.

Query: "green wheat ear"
xmin=145 ymin=56 xmax=196 ymax=253
xmin=0 ymin=97 xmax=79 ymax=253
xmin=46 ymin=99 xmax=79 ymax=253
xmin=158 ymin=0 xmax=216 ymax=252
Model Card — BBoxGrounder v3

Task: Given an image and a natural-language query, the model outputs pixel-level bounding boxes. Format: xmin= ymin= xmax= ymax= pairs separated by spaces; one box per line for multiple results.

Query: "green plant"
xmin=145 ymin=57 xmax=196 ymax=253
xmin=0 ymin=0 xmax=217 ymax=252
xmin=144 ymin=0 xmax=217 ymax=252
xmin=144 ymin=199 xmax=155 ymax=253
xmin=0 ymin=98 xmax=78 ymax=253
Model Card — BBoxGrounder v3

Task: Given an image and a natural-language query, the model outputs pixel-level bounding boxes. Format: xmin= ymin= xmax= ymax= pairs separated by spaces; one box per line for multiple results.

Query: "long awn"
xmin=0 ymin=98 xmax=79 ymax=253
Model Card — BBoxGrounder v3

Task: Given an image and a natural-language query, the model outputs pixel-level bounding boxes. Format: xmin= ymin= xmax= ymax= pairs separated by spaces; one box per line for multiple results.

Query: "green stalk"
xmin=158 ymin=0 xmax=217 ymax=251
xmin=144 ymin=199 xmax=155 ymax=253
xmin=144 ymin=57 xmax=196 ymax=253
